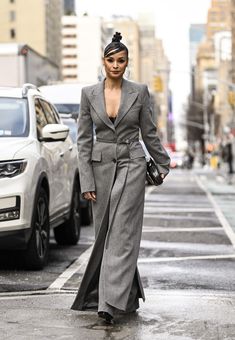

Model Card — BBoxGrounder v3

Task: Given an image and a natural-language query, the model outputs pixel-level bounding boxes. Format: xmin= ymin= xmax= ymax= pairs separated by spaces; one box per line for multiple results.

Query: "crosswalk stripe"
xmin=142 ymin=226 xmax=222 ymax=232
xmin=138 ymin=254 xmax=235 ymax=263
xmin=196 ymin=176 xmax=235 ymax=248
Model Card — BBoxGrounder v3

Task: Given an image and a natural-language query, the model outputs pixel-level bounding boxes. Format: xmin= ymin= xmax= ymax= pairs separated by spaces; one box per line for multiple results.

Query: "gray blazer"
xmin=77 ymin=78 xmax=170 ymax=194
xmin=72 ymin=78 xmax=170 ymax=311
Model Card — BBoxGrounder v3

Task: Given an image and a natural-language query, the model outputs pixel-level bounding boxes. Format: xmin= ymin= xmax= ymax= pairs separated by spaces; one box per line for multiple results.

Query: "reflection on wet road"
xmin=1 ymin=169 xmax=235 ymax=339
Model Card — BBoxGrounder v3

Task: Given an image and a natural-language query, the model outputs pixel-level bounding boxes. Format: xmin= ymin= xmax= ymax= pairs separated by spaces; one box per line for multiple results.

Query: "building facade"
xmin=62 ymin=14 xmax=105 ymax=84
xmin=64 ymin=0 xmax=75 ymax=15
xmin=231 ymin=0 xmax=235 ymax=83
xmin=0 ymin=0 xmax=63 ymax=68
xmin=62 ymin=15 xmax=79 ymax=82
xmin=207 ymin=0 xmax=230 ymax=39
xmin=103 ymin=17 xmax=141 ymax=83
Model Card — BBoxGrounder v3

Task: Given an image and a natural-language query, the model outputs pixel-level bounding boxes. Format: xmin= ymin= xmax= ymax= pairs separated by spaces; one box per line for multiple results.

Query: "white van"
xmin=39 ymin=82 xmax=92 ymax=119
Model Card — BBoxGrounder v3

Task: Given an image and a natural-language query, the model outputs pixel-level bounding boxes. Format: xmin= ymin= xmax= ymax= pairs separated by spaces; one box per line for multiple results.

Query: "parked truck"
xmin=0 ymin=43 xmax=60 ymax=87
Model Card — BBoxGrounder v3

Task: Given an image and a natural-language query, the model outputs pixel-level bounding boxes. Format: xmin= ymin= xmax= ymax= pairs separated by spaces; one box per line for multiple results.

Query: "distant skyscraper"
xmin=189 ymin=24 xmax=206 ymax=67
xmin=64 ymin=0 xmax=75 ymax=14
xmin=231 ymin=0 xmax=235 ymax=83
xmin=207 ymin=0 xmax=230 ymax=39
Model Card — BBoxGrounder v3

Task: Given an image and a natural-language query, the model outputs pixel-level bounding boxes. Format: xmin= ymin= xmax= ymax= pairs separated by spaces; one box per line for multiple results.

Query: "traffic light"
xmin=153 ymin=76 xmax=163 ymax=92
xmin=228 ymin=90 xmax=235 ymax=106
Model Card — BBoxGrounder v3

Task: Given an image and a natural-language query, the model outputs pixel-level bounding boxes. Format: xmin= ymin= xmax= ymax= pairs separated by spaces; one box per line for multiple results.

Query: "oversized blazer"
xmin=72 ymin=78 xmax=170 ymax=312
xmin=77 ymin=78 xmax=170 ymax=194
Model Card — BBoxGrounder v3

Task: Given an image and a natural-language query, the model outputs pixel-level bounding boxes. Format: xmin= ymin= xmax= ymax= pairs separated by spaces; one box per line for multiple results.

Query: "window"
xmin=10 ymin=28 xmax=16 ymax=39
xmin=0 ymin=98 xmax=29 ymax=137
xmin=9 ymin=10 xmax=15 ymax=21
xmin=63 ymin=64 xmax=77 ymax=69
xmin=64 ymin=75 xmax=77 ymax=79
xmin=63 ymin=34 xmax=77 ymax=38
xmin=64 ymin=25 xmax=76 ymax=28
xmin=35 ymin=99 xmax=48 ymax=139
xmin=63 ymin=54 xmax=77 ymax=58
xmin=39 ymin=100 xmax=58 ymax=124
xmin=63 ymin=44 xmax=76 ymax=48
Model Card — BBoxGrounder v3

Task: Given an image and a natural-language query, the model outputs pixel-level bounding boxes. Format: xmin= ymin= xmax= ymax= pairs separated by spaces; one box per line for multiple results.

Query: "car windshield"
xmin=61 ymin=118 xmax=77 ymax=143
xmin=0 ymin=98 xmax=29 ymax=137
xmin=54 ymin=103 xmax=80 ymax=115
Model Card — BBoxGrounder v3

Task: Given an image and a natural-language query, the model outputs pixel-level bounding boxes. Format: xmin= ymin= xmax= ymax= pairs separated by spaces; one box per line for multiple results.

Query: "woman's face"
xmin=103 ymin=50 xmax=128 ymax=80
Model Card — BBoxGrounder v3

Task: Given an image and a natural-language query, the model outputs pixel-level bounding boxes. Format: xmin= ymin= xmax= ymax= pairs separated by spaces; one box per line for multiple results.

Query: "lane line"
xmin=138 ymin=254 xmax=235 ymax=263
xmin=142 ymin=226 xmax=222 ymax=232
xmin=47 ymin=246 xmax=92 ymax=290
xmin=47 ymin=186 xmax=156 ymax=290
xmin=145 ymin=203 xmax=212 ymax=207
xmin=144 ymin=214 xmax=218 ymax=221
xmin=145 ymin=185 xmax=156 ymax=196
xmin=144 ymin=207 xmax=214 ymax=212
xmin=196 ymin=176 xmax=235 ymax=248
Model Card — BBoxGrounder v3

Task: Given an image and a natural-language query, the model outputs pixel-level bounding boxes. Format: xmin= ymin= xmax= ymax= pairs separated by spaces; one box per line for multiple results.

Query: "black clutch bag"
xmin=146 ymin=157 xmax=163 ymax=186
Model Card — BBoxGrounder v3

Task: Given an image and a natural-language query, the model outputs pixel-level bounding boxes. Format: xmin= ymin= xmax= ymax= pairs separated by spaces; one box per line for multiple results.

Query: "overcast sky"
xmin=75 ymin=0 xmax=212 ymax=140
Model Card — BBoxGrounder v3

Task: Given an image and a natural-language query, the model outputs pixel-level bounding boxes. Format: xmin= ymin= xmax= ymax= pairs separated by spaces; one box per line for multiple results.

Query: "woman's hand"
xmin=160 ymin=174 xmax=165 ymax=179
xmin=83 ymin=191 xmax=96 ymax=202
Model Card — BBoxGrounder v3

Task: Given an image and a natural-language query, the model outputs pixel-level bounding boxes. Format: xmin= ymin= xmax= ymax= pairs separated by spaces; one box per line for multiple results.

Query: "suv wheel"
xmin=54 ymin=181 xmax=81 ymax=245
xmin=24 ymin=187 xmax=50 ymax=270
xmin=81 ymin=202 xmax=92 ymax=226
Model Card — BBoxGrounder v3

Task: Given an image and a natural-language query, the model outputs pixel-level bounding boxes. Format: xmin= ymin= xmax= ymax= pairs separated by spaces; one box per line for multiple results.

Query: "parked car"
xmin=39 ymin=83 xmax=91 ymax=119
xmin=0 ymin=83 xmax=82 ymax=269
xmin=169 ymin=151 xmax=184 ymax=169
xmin=60 ymin=114 xmax=92 ymax=225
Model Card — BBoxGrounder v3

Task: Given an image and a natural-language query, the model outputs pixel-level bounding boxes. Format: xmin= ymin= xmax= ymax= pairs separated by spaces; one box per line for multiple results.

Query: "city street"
xmin=0 ymin=168 xmax=235 ymax=339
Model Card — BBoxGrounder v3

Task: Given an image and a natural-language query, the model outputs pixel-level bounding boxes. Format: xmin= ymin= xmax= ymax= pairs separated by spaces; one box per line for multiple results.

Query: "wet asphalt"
xmin=0 ymin=168 xmax=235 ymax=339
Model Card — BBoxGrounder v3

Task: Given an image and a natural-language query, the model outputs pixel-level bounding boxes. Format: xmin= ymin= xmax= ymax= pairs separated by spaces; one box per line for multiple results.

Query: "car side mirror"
xmin=41 ymin=124 xmax=69 ymax=142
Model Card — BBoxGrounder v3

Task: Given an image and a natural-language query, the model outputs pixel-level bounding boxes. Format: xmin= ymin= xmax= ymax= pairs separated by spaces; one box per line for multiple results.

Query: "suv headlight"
xmin=0 ymin=160 xmax=27 ymax=178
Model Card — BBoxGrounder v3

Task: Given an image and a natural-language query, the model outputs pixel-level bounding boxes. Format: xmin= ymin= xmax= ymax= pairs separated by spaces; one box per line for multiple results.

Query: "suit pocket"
xmin=91 ymin=150 xmax=102 ymax=162
xmin=129 ymin=147 xmax=146 ymax=159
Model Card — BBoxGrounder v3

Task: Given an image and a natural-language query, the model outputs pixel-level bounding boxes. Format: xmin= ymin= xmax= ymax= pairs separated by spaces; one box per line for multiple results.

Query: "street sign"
xmin=228 ymin=91 xmax=235 ymax=106
xmin=153 ymin=76 xmax=163 ymax=92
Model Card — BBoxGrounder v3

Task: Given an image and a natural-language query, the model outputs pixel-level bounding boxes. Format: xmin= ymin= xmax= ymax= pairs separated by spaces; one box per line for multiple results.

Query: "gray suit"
xmin=71 ymin=79 xmax=170 ymax=312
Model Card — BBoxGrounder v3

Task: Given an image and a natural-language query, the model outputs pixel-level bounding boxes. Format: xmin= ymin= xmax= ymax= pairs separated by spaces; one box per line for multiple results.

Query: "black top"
xmin=109 ymin=117 xmax=116 ymax=124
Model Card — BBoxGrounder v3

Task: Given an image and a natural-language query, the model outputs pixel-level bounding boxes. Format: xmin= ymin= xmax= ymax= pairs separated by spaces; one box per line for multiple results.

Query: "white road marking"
xmin=47 ymin=185 xmax=156 ymax=291
xmin=47 ymin=246 xmax=92 ymax=290
xmin=144 ymin=214 xmax=218 ymax=221
xmin=0 ymin=290 xmax=75 ymax=300
xmin=142 ymin=226 xmax=222 ymax=232
xmin=144 ymin=207 xmax=214 ymax=213
xmin=138 ymin=254 xmax=235 ymax=263
xmin=145 ymin=185 xmax=156 ymax=196
xmin=196 ymin=176 xmax=235 ymax=248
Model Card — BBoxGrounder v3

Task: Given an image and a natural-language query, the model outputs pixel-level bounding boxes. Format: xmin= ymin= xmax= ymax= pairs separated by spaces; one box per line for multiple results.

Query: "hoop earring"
xmin=124 ymin=67 xmax=130 ymax=79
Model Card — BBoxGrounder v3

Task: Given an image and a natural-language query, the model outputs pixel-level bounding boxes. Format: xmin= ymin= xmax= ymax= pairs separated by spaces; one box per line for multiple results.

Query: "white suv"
xmin=0 ymin=84 xmax=81 ymax=269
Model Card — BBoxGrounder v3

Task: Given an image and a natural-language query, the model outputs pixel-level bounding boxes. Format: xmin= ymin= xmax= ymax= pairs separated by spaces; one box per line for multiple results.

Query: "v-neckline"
xmin=103 ymin=80 xmax=123 ymax=119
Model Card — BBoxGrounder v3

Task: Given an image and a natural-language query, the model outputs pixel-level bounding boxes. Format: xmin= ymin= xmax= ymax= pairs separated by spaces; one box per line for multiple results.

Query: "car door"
xmin=49 ymin=102 xmax=77 ymax=210
xmin=35 ymin=98 xmax=65 ymax=217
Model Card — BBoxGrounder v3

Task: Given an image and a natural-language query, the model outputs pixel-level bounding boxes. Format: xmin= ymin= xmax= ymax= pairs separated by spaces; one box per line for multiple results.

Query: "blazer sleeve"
xmin=77 ymin=88 xmax=95 ymax=193
xmin=139 ymin=85 xmax=171 ymax=176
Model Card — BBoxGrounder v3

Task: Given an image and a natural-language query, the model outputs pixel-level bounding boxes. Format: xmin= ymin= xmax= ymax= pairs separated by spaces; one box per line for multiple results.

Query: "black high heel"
xmin=98 ymin=311 xmax=114 ymax=324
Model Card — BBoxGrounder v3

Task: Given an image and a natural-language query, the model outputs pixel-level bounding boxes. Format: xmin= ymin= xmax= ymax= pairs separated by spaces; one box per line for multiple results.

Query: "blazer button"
xmin=112 ymin=159 xmax=117 ymax=163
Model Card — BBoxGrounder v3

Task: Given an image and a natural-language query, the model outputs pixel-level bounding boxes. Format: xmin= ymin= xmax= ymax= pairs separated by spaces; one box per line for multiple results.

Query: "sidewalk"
xmin=1 ymin=169 xmax=235 ymax=340
xmin=1 ymin=289 xmax=235 ymax=340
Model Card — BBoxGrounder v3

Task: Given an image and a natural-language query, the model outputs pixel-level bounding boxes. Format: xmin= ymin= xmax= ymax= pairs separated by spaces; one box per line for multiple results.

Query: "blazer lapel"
xmin=90 ymin=80 xmax=115 ymax=131
xmin=114 ymin=79 xmax=138 ymax=127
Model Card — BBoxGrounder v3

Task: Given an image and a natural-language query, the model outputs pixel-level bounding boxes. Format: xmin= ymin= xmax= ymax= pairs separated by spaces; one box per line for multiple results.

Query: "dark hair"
xmin=104 ymin=32 xmax=129 ymax=58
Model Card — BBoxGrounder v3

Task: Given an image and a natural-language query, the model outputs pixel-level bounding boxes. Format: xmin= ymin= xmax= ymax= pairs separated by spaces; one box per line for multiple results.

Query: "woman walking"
xmin=71 ymin=32 xmax=170 ymax=323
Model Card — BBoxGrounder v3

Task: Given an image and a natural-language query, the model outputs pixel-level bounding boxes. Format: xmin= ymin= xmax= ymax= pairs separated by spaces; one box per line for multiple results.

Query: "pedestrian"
xmin=71 ymin=32 xmax=170 ymax=323
xmin=221 ymin=133 xmax=234 ymax=183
